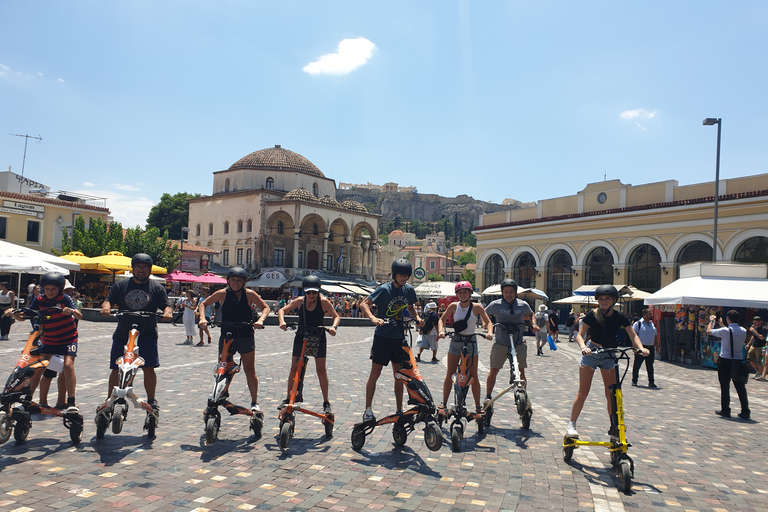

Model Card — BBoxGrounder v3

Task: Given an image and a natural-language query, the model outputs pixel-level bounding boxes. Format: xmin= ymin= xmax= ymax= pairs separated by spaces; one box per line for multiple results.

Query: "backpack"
xmin=535 ymin=312 xmax=548 ymax=328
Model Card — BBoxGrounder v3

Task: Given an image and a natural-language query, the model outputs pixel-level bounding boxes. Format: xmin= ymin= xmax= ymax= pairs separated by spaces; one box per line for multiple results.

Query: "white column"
xmin=322 ymin=233 xmax=329 ymax=271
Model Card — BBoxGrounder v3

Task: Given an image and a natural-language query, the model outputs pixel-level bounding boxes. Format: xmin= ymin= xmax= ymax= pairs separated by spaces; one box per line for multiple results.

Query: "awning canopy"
xmin=339 ymin=284 xmax=371 ymax=296
xmin=321 ymin=284 xmax=350 ymax=294
xmin=247 ymin=271 xmax=288 ymax=288
xmin=0 ymin=240 xmax=80 ymax=272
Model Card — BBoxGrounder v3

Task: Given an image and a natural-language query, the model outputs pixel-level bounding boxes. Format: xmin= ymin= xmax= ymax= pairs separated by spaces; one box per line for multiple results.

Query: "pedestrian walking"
xmin=566 ymin=310 xmax=577 ymax=342
xmin=181 ymin=290 xmax=198 ymax=345
xmin=708 ymin=310 xmax=750 ymax=419
xmin=0 ymin=281 xmax=16 ymax=340
xmin=534 ymin=305 xmax=549 ymax=355
xmin=416 ymin=302 xmax=439 ymax=362
xmin=745 ymin=316 xmax=767 ymax=379
xmin=631 ymin=308 xmax=659 ymax=387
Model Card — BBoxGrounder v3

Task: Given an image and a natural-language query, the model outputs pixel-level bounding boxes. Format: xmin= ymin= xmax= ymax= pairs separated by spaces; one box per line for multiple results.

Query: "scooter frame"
xmin=351 ymin=318 xmax=442 ymax=452
xmin=439 ymin=332 xmax=484 ymax=452
xmin=277 ymin=323 xmax=334 ymax=449
xmin=95 ymin=311 xmax=163 ymax=439
xmin=483 ymin=323 xmax=532 ymax=430
xmin=562 ymin=346 xmax=636 ymax=493
xmin=1 ymin=307 xmax=83 ymax=445
xmin=203 ymin=321 xmax=264 ymax=443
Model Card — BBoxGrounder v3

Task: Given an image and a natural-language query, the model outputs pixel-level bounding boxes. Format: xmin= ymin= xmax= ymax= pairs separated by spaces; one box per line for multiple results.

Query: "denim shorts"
xmin=579 ymin=342 xmax=617 ymax=370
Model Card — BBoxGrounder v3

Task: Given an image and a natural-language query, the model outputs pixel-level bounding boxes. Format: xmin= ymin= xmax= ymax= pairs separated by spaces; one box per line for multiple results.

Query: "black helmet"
xmin=131 ymin=253 xmax=154 ymax=267
xmin=302 ymin=275 xmax=321 ymax=292
xmin=391 ymin=258 xmax=412 ymax=277
xmin=500 ymin=278 xmax=518 ymax=291
xmin=40 ymin=272 xmax=66 ymax=292
xmin=226 ymin=267 xmax=248 ymax=281
xmin=594 ymin=284 xmax=619 ymax=300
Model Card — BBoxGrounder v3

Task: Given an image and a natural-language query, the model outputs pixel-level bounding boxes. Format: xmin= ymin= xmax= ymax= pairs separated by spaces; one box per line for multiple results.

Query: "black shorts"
xmin=370 ymin=334 xmax=409 ymax=367
xmin=292 ymin=331 xmax=327 ymax=358
xmin=218 ymin=334 xmax=255 ymax=356
xmin=40 ymin=341 xmax=78 ymax=358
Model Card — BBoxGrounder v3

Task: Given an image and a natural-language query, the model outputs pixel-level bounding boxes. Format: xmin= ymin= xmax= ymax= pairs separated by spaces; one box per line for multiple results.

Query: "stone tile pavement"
xmin=0 ymin=321 xmax=766 ymax=511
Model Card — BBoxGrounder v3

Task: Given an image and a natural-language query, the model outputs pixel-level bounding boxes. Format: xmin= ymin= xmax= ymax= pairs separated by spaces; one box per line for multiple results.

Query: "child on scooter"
xmin=277 ymin=275 xmax=340 ymax=414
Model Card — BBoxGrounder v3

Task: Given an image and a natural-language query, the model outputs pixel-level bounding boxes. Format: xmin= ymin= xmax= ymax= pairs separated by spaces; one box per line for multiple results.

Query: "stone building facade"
xmin=187 ymin=146 xmax=380 ymax=281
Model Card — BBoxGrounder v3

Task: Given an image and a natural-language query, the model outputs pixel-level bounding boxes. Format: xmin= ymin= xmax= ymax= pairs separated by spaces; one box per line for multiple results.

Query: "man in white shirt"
xmin=631 ymin=308 xmax=659 ymax=388
xmin=707 ymin=310 xmax=750 ymax=420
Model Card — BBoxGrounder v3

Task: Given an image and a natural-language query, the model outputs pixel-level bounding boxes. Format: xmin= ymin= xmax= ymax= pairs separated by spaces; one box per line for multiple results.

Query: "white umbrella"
xmin=482 ymin=284 xmax=501 ymax=295
xmin=0 ymin=256 xmax=70 ymax=274
xmin=519 ymin=287 xmax=549 ymax=301
xmin=0 ymin=240 xmax=80 ymax=271
xmin=554 ymin=295 xmax=598 ymax=305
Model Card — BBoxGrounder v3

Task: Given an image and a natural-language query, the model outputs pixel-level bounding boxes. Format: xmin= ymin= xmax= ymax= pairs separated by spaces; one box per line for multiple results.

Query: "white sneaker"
xmin=752 ymin=374 xmax=762 ymax=380
xmin=362 ymin=408 xmax=375 ymax=422
xmin=251 ymin=403 xmax=261 ymax=414
xmin=566 ymin=420 xmax=579 ymax=438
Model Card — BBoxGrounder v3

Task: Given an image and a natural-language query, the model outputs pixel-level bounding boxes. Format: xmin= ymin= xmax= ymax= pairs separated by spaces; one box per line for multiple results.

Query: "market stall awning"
xmin=481 ymin=284 xmax=501 ymax=295
xmin=321 ymin=284 xmax=350 ymax=294
xmin=340 ymin=284 xmax=371 ymax=296
xmin=246 ymin=271 xmax=288 ymax=288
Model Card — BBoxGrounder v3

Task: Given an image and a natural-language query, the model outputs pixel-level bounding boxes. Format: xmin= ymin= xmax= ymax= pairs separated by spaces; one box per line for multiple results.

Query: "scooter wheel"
xmin=484 ymin=406 xmax=493 ymax=428
xmin=351 ymin=425 xmax=366 ymax=451
xmin=145 ymin=413 xmax=157 ymax=438
xmin=521 ymin=409 xmax=532 ymax=430
xmin=14 ymin=421 xmax=29 ymax=442
xmin=323 ymin=415 xmax=333 ymax=438
xmin=392 ymin=423 xmax=408 ymax=446
xmin=279 ymin=421 xmax=292 ymax=449
xmin=451 ymin=425 xmax=462 ymax=452
xmin=205 ymin=417 xmax=218 ymax=445
xmin=111 ymin=404 xmax=125 ymax=435
xmin=477 ymin=416 xmax=484 ymax=434
xmin=250 ymin=413 xmax=263 ymax=437
xmin=619 ymin=460 xmax=632 ymax=492
xmin=69 ymin=415 xmax=83 ymax=444
xmin=95 ymin=411 xmax=109 ymax=439
xmin=424 ymin=422 xmax=442 ymax=451
xmin=563 ymin=445 xmax=574 ymax=462
xmin=0 ymin=411 xmax=12 ymax=444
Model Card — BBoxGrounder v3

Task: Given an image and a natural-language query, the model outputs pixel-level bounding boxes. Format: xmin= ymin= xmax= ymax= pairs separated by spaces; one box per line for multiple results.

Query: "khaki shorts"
xmin=747 ymin=345 xmax=765 ymax=362
xmin=490 ymin=343 xmax=527 ymax=370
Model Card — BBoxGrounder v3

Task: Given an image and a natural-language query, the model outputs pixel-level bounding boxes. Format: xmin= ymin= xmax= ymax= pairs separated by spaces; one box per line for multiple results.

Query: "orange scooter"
xmin=351 ymin=318 xmax=442 ymax=452
xmin=278 ymin=323 xmax=334 ymax=449
xmin=439 ymin=331 xmax=484 ymax=451
xmin=1 ymin=307 xmax=83 ymax=445
xmin=203 ymin=321 xmax=264 ymax=444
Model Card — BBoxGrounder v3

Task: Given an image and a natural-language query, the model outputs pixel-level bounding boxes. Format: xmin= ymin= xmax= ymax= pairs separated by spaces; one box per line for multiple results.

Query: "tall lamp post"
xmin=702 ymin=118 xmax=721 ymax=262
xmin=180 ymin=227 xmax=190 ymax=272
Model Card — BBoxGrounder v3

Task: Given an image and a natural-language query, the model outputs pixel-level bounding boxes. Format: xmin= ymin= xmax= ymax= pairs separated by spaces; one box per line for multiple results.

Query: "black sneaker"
xmin=323 ymin=401 xmax=332 ymax=415
xmin=715 ymin=410 xmax=731 ymax=418
xmin=648 ymin=383 xmax=658 ymax=389
xmin=415 ymin=354 xmax=421 ymax=362
xmin=737 ymin=412 xmax=751 ymax=420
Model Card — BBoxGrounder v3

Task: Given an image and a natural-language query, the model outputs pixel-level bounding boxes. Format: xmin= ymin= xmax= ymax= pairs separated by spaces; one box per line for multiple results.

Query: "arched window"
xmin=277 ymin=221 xmax=284 ymax=235
xmin=513 ymin=252 xmax=536 ymax=289
xmin=483 ymin=254 xmax=504 ymax=290
xmin=246 ymin=248 xmax=252 ymax=266
xmin=585 ymin=247 xmax=614 ymax=285
xmin=237 ymin=219 xmax=243 ymax=233
xmin=208 ymin=223 xmax=213 ymax=236
xmin=734 ymin=236 xmax=768 ymax=264
xmin=312 ymin=183 xmax=319 ymax=197
xmin=195 ymin=224 xmax=201 ymax=237
xmin=312 ymin=223 xmax=318 ymax=235
xmin=225 ymin=178 xmax=230 ymax=193
xmin=546 ymin=250 xmax=573 ymax=302
xmin=223 ymin=221 xmax=229 ymax=235
xmin=266 ymin=177 xmax=274 ymax=190
xmin=628 ymin=244 xmax=661 ymax=292
xmin=246 ymin=219 xmax=252 ymax=232
xmin=676 ymin=241 xmax=713 ymax=278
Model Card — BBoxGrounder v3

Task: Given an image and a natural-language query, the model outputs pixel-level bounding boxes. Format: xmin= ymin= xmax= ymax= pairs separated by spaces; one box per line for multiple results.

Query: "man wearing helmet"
xmin=197 ymin=266 xmax=270 ymax=415
xmin=277 ymin=275 xmax=340 ymax=414
xmin=100 ymin=254 xmax=173 ymax=414
xmin=358 ymin=258 xmax=425 ymax=422
xmin=483 ymin=279 xmax=534 ymax=399
xmin=9 ymin=272 xmax=82 ymax=413
xmin=566 ymin=285 xmax=649 ymax=438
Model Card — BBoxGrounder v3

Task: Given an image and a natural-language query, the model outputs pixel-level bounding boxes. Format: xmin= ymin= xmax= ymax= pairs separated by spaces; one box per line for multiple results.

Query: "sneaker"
xmin=251 ymin=403 xmax=261 ymax=414
xmin=362 ymin=408 xmax=375 ymax=422
xmin=565 ymin=420 xmax=578 ymax=438
xmin=753 ymin=374 xmax=763 ymax=380
xmin=715 ymin=410 xmax=730 ymax=418
xmin=323 ymin=401 xmax=332 ymax=415
xmin=631 ymin=381 xmax=638 ymax=386
xmin=66 ymin=404 xmax=80 ymax=414
xmin=431 ymin=357 xmax=438 ymax=363
xmin=183 ymin=339 xmax=193 ymax=345
xmin=195 ymin=341 xmax=204 ymax=346
xmin=648 ymin=383 xmax=658 ymax=389
xmin=415 ymin=354 xmax=421 ymax=362
xmin=737 ymin=412 xmax=751 ymax=420
xmin=757 ymin=375 xmax=767 ymax=381
xmin=149 ymin=399 xmax=160 ymax=412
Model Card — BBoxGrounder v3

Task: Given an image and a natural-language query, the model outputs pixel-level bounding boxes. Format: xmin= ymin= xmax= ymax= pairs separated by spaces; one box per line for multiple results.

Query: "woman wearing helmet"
xmin=483 ymin=279 xmax=534 ymax=399
xmin=358 ymin=258 xmax=425 ymax=422
xmin=565 ymin=285 xmax=649 ymax=438
xmin=437 ymin=281 xmax=494 ymax=414
xmin=11 ymin=272 xmax=82 ymax=413
xmin=277 ymin=275 xmax=340 ymax=414
xmin=198 ymin=267 xmax=270 ymax=415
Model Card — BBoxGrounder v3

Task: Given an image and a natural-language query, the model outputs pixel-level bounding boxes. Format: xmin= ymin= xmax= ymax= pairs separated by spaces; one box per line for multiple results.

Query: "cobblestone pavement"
xmin=0 ymin=321 xmax=766 ymax=512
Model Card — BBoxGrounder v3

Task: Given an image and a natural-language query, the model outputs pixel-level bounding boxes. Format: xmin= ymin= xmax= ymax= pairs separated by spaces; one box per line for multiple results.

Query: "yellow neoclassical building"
xmin=474 ymin=174 xmax=768 ymax=305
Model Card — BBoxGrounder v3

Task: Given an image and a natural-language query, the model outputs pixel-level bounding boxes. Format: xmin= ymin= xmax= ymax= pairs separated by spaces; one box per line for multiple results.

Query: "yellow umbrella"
xmin=81 ymin=251 xmax=167 ymax=275
xmin=60 ymin=251 xmax=94 ymax=266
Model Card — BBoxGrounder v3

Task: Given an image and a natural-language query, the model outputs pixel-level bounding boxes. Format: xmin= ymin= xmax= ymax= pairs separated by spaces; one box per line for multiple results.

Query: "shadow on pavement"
xmin=350 ymin=445 xmax=442 ymax=478
xmin=0 ymin=437 xmax=74 ymax=472
xmin=180 ymin=435 xmax=261 ymax=463
xmin=91 ymin=434 xmax=155 ymax=465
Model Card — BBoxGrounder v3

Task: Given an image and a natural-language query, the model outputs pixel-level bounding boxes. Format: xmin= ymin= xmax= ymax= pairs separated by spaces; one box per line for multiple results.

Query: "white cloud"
xmin=303 ymin=37 xmax=377 ymax=76
xmin=57 ymin=78 xmax=65 ymax=83
xmin=82 ymin=182 xmax=94 ymax=187
xmin=620 ymin=109 xmax=656 ymax=120
xmin=74 ymin=187 xmax=153 ymax=228
xmin=114 ymin=183 xmax=141 ymax=191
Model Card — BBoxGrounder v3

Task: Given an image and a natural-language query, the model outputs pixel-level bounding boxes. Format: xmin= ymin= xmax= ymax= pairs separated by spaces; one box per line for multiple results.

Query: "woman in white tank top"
xmin=0 ymin=281 xmax=16 ymax=340
xmin=436 ymin=281 xmax=494 ymax=413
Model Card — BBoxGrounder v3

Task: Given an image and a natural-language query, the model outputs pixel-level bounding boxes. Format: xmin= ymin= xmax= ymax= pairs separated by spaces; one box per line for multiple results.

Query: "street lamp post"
xmin=702 ymin=118 xmax=722 ymax=262
xmin=180 ymin=227 xmax=190 ymax=272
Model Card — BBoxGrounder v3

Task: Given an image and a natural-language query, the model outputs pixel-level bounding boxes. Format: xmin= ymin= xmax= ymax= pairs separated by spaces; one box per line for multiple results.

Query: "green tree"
xmin=123 ymin=226 xmax=180 ymax=272
xmin=463 ymin=233 xmax=477 ymax=247
xmin=146 ymin=192 xmax=201 ymax=236
xmin=435 ymin=217 xmax=453 ymax=240
xmin=57 ymin=216 xmax=124 ymax=257
xmin=428 ymin=273 xmax=444 ymax=282
xmin=460 ymin=268 xmax=475 ymax=288
xmin=458 ymin=251 xmax=476 ymax=265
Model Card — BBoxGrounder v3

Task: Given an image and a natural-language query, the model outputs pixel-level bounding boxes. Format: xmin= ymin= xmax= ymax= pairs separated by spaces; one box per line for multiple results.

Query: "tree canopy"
xmin=146 ymin=192 xmax=200 ymax=237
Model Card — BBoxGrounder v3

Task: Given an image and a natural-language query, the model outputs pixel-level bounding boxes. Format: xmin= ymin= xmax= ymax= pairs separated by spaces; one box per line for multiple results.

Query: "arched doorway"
xmin=483 ymin=254 xmax=504 ymax=290
xmin=513 ymin=252 xmax=536 ymax=289
xmin=585 ymin=247 xmax=614 ymax=286
xmin=307 ymin=250 xmax=319 ymax=270
xmin=546 ymin=250 xmax=572 ymax=302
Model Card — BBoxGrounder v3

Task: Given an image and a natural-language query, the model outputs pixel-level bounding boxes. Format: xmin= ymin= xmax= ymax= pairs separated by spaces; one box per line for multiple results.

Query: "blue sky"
xmin=2 ymin=1 xmax=766 ymax=228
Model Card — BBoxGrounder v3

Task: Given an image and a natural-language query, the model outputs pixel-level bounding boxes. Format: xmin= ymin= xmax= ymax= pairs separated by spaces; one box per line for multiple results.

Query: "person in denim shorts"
xmin=565 ymin=285 xmax=649 ymax=438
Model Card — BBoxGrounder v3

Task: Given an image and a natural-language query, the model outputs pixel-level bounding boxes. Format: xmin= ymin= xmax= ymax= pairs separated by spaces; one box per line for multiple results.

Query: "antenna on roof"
xmin=9 ymin=133 xmax=43 ymax=192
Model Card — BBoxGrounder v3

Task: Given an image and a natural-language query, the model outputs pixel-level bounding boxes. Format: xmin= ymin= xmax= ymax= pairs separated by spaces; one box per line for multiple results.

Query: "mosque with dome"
xmin=187 ymin=145 xmax=380 ymax=283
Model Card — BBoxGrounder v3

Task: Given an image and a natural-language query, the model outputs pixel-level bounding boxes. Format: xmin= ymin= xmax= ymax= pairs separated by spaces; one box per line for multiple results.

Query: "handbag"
xmin=728 ymin=327 xmax=750 ymax=385
xmin=547 ymin=333 xmax=558 ymax=351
